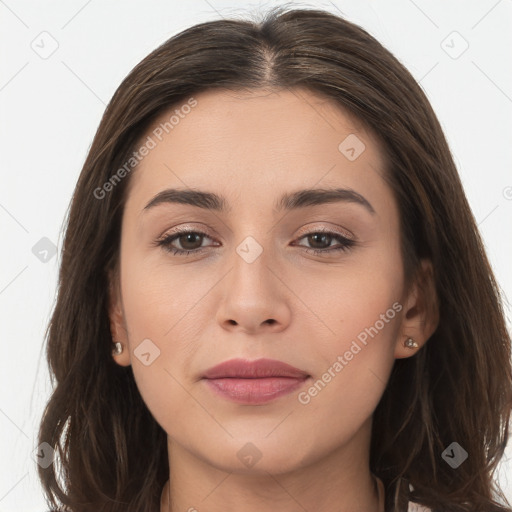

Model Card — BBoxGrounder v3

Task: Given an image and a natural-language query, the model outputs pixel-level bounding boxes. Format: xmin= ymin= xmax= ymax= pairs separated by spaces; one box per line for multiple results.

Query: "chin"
xmin=197 ymin=436 xmax=312 ymax=476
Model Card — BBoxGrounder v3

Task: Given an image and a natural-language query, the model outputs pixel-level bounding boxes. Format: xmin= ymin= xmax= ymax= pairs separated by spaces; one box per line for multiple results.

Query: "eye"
xmin=293 ymin=231 xmax=356 ymax=255
xmin=155 ymin=228 xmax=356 ymax=257
xmin=155 ymin=229 xmax=217 ymax=256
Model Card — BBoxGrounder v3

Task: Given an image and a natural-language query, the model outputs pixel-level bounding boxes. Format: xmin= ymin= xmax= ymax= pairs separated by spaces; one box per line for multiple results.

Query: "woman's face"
xmin=110 ymin=87 xmax=421 ymax=475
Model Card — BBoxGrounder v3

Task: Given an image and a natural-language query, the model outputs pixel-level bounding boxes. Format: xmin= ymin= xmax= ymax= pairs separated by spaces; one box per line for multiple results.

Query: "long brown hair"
xmin=37 ymin=6 xmax=512 ymax=511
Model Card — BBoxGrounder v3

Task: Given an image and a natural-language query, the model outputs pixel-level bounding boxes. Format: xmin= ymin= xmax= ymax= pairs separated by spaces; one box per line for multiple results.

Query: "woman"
xmin=37 ymin=6 xmax=512 ymax=511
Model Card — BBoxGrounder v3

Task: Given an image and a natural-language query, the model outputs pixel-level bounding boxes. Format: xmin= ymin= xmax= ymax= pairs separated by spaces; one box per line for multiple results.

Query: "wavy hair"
xmin=38 ymin=5 xmax=512 ymax=511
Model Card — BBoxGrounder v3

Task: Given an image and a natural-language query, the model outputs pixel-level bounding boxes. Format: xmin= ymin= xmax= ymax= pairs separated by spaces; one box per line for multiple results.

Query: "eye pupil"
xmin=308 ymin=233 xmax=332 ymax=249
xmin=180 ymin=233 xmax=202 ymax=250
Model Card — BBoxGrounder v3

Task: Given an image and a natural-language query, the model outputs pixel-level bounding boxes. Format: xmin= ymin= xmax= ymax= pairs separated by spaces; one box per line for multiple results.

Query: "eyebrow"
xmin=143 ymin=187 xmax=376 ymax=215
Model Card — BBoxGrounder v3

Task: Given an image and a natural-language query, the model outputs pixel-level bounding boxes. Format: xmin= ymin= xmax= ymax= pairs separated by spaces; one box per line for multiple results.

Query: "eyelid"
xmin=157 ymin=223 xmax=215 ymax=240
xmin=294 ymin=223 xmax=355 ymax=241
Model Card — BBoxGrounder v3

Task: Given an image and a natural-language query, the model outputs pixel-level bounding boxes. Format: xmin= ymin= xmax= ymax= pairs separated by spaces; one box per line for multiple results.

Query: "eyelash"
xmin=155 ymin=228 xmax=356 ymax=257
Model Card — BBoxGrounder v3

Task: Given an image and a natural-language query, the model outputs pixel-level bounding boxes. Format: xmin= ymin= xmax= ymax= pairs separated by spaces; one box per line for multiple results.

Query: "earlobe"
xmin=394 ymin=259 xmax=439 ymax=359
xmin=108 ymin=270 xmax=131 ymax=366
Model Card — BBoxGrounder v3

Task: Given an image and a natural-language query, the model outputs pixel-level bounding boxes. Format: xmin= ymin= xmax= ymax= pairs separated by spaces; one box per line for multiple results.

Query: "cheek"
xmin=302 ymin=247 xmax=403 ymax=349
xmin=118 ymin=252 xmax=214 ymax=428
xmin=120 ymin=240 xmax=216 ymax=342
xmin=295 ymin=282 xmax=400 ymax=450
xmin=296 ymin=248 xmax=403 ymax=408
xmin=306 ymin=278 xmax=401 ymax=380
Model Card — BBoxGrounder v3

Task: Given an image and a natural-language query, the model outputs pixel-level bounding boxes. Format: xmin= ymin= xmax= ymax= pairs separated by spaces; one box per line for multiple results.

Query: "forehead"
xmin=125 ymin=87 xmax=393 ymax=216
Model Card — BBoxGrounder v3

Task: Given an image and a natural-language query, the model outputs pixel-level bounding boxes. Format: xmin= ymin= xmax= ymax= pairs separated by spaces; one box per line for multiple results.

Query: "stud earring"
xmin=112 ymin=341 xmax=123 ymax=355
xmin=404 ymin=337 xmax=419 ymax=349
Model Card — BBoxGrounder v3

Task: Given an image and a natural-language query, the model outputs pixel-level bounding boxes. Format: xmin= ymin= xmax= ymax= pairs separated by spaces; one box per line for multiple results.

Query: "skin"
xmin=109 ymin=88 xmax=438 ymax=512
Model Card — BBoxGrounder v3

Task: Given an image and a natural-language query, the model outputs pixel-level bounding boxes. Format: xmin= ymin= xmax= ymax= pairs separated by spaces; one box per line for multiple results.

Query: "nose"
xmin=215 ymin=241 xmax=292 ymax=335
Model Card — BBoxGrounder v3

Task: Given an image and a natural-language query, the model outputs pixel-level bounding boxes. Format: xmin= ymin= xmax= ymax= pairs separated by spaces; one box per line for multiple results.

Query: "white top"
xmin=376 ymin=476 xmax=432 ymax=512
xmin=408 ymin=502 xmax=432 ymax=511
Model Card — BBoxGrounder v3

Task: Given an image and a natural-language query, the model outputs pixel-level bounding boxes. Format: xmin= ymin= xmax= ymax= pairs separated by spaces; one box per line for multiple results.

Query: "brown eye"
xmin=156 ymin=230 xmax=215 ymax=256
xmin=175 ymin=233 xmax=204 ymax=251
xmin=294 ymin=231 xmax=356 ymax=255
xmin=306 ymin=233 xmax=334 ymax=249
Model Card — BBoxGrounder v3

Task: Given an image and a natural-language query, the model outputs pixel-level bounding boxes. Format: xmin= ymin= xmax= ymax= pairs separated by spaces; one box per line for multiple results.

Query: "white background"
xmin=1 ymin=0 xmax=511 ymax=510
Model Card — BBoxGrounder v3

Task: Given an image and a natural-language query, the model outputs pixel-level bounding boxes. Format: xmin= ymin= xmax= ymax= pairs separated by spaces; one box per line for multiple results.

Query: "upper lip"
xmin=202 ymin=358 xmax=309 ymax=379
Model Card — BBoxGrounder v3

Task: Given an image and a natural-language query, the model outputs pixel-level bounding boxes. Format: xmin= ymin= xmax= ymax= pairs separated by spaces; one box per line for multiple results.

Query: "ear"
xmin=394 ymin=258 xmax=439 ymax=359
xmin=108 ymin=268 xmax=131 ymax=366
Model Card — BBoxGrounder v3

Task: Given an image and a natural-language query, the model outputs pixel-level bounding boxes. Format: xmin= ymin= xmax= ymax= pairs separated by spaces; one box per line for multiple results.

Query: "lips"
xmin=202 ymin=358 xmax=310 ymax=405
xmin=202 ymin=358 xmax=309 ymax=379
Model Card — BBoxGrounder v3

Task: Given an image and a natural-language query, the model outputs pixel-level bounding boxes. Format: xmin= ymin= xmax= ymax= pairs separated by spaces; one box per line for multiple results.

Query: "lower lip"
xmin=203 ymin=377 xmax=309 ymax=404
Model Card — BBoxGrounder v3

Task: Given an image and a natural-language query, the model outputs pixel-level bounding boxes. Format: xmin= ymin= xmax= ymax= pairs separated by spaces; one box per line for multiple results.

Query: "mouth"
xmin=201 ymin=358 xmax=310 ymax=405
